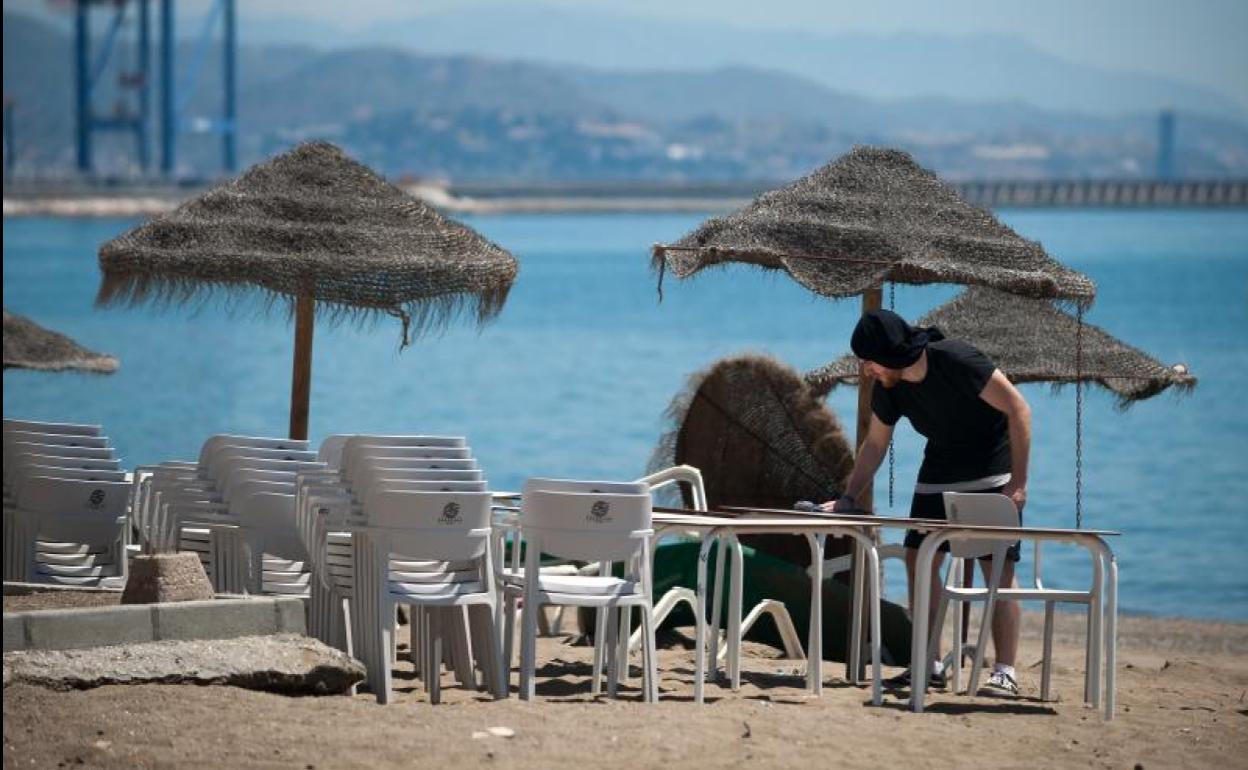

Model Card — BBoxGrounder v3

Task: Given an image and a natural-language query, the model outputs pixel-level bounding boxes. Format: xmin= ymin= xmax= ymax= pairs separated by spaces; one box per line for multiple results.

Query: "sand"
xmin=4 ymin=610 xmax=1246 ymax=769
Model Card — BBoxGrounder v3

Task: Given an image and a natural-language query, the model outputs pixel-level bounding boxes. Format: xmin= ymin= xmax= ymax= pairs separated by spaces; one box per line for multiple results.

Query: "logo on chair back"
xmin=587 ymin=500 xmax=612 ymax=523
xmin=87 ymin=489 xmax=106 ymax=509
xmin=438 ymin=502 xmax=462 ymax=525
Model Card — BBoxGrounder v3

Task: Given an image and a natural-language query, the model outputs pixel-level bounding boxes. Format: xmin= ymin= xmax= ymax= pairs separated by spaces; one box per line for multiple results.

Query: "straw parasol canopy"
xmin=649 ymin=354 xmax=854 ymax=566
xmin=96 ymin=141 xmax=518 ymax=438
xmin=3 ymin=309 xmax=119 ymax=374
xmin=804 ymin=286 xmax=1197 ymax=407
xmin=652 ymin=146 xmax=1096 ymax=306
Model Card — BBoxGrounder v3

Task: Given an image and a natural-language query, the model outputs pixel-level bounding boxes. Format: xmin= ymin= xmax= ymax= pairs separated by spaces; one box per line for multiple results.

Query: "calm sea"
xmin=4 ymin=210 xmax=1247 ymax=620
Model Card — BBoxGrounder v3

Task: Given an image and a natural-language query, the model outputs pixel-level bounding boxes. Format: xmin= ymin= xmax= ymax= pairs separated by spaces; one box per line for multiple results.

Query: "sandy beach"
xmin=4 ymin=609 xmax=1245 ymax=769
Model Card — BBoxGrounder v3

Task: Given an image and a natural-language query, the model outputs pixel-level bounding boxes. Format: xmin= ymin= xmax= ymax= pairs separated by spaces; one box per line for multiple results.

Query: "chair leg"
xmin=617 ymin=606 xmax=632 ymax=688
xmin=591 ymin=607 xmax=608 ymax=696
xmin=503 ymin=595 xmax=517 ymax=681
xmin=376 ymin=597 xmax=395 ymax=705
xmin=950 ymin=560 xmax=964 ymax=693
xmin=641 ymin=604 xmax=659 ymax=703
xmin=520 ymin=590 xmax=539 ymax=701
xmin=483 ymin=602 xmax=508 ymax=699
xmin=428 ymin=608 xmax=442 ymax=705
xmin=967 ymin=551 xmax=1006 ymax=695
xmin=605 ymin=605 xmax=620 ymax=698
xmin=1041 ymin=602 xmax=1055 ymax=701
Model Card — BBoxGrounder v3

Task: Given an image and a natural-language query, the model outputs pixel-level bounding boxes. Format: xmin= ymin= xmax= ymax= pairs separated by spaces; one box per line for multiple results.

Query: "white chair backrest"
xmin=524 ymin=477 xmax=650 ymax=496
xmin=350 ymin=458 xmax=479 ymax=485
xmin=365 ymin=490 xmax=492 ymax=562
xmin=221 ymin=469 xmax=305 ymax=502
xmin=3 ymin=431 xmax=111 ymax=450
xmin=196 ymin=435 xmax=308 ymax=467
xmin=205 ymin=445 xmax=317 ymax=474
xmin=234 ymin=487 xmax=298 ymax=530
xmin=13 ymin=466 xmax=127 ymax=484
xmin=6 ymin=442 xmax=115 ymax=462
xmin=520 ymin=480 xmax=652 ymax=563
xmin=316 ymin=434 xmax=353 ymax=468
xmin=942 ymin=492 xmax=1021 ymax=560
xmin=5 ymin=455 xmax=122 ymax=487
xmin=3 ymin=419 xmax=101 ymax=437
xmin=14 ymin=476 xmax=130 ymax=517
xmin=214 ymin=459 xmax=325 ymax=491
xmin=342 ymin=446 xmax=472 ymax=482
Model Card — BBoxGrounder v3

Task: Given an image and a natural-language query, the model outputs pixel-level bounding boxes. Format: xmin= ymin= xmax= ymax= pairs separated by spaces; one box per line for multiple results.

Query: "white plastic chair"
xmin=512 ymin=479 xmax=659 ymax=702
xmin=354 ymin=489 xmax=504 ymax=704
xmin=6 ymin=475 xmax=130 ymax=586
xmin=934 ymin=492 xmax=1104 ymax=701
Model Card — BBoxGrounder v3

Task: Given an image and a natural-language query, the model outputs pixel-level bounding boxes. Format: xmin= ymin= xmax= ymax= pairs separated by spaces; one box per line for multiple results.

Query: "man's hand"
xmin=1002 ymin=480 xmax=1027 ymax=513
xmin=820 ymin=496 xmax=859 ymax=512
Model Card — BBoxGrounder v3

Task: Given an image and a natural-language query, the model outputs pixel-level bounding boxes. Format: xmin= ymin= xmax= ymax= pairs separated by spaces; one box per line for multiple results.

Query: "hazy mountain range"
xmin=4 ymin=8 xmax=1247 ymax=181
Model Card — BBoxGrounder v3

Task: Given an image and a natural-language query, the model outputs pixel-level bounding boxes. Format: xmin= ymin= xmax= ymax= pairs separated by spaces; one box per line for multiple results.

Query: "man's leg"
xmin=978 ymin=557 xmax=1020 ymax=667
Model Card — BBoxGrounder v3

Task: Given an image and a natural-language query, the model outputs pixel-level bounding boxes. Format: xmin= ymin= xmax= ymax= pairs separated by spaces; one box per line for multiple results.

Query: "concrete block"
xmin=24 ymin=604 xmax=154 ymax=651
xmin=274 ymin=598 xmax=307 ymax=635
xmin=152 ymin=598 xmax=277 ymax=642
xmin=3 ymin=615 xmax=27 ymax=652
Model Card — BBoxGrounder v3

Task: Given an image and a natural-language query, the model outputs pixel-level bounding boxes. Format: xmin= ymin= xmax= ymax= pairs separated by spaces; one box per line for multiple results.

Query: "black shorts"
xmin=903 ymin=485 xmax=1021 ymax=562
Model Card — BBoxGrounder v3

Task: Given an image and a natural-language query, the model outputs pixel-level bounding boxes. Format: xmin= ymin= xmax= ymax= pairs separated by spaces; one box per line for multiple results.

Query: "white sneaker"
xmin=980 ymin=669 xmax=1019 ymax=696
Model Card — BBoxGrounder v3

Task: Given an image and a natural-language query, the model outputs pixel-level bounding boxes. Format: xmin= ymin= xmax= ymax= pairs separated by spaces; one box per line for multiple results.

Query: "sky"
xmin=192 ymin=0 xmax=1248 ymax=110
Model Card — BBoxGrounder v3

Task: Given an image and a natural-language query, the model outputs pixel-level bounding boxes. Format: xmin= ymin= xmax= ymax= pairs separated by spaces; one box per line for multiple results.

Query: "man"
xmin=822 ymin=309 xmax=1031 ymax=696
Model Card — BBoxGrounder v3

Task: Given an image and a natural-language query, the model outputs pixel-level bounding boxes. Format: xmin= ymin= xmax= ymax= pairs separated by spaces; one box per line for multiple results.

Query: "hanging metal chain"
xmin=1076 ymin=305 xmax=1084 ymax=529
xmin=887 ymin=281 xmax=896 ymax=510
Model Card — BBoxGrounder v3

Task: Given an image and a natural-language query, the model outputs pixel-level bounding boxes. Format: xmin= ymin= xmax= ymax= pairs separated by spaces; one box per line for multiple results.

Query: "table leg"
xmin=728 ymin=535 xmax=744 ymax=691
xmin=695 ymin=532 xmax=716 ymax=704
xmin=849 ymin=538 xmax=864 ymax=685
xmin=806 ymin=533 xmax=825 ymax=695
xmin=1105 ymin=554 xmax=1118 ymax=720
xmin=910 ymin=534 xmax=946 ymax=713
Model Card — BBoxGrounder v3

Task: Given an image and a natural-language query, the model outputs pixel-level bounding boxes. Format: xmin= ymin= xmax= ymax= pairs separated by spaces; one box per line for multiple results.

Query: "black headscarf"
xmin=850 ymin=309 xmax=944 ymax=369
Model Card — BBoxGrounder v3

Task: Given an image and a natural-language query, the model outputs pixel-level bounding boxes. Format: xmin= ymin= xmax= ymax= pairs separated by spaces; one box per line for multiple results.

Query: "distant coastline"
xmin=3 ymin=178 xmax=1245 ymax=218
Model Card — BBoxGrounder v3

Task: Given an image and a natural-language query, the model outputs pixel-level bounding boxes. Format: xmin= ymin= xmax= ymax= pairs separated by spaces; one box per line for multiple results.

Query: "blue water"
xmin=4 ymin=210 xmax=1247 ymax=620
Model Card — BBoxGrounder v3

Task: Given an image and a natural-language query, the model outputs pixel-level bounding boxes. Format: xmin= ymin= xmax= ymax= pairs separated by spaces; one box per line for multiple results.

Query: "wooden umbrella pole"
xmin=855 ymin=287 xmax=883 ymax=510
xmin=289 ymin=293 xmax=315 ymax=440
xmin=846 ymin=285 xmax=882 ymax=681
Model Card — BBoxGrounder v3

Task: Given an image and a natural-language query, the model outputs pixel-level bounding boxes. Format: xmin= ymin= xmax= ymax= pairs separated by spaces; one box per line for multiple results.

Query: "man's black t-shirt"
xmin=871 ymin=339 xmax=1010 ymax=484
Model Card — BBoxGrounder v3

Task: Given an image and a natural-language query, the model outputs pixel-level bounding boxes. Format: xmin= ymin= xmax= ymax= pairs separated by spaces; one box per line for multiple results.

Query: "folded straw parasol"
xmin=97 ymin=141 xmax=518 ymax=438
xmin=649 ymin=354 xmax=854 ymax=566
xmin=3 ymin=309 xmax=119 ymax=374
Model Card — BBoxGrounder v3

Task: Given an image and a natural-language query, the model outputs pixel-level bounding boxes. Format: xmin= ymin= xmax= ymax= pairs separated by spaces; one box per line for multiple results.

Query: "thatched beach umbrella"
xmin=805 ymin=286 xmax=1196 ymax=404
xmin=97 ymin=141 xmax=518 ymax=439
xmin=652 ymin=146 xmax=1097 ymax=508
xmin=804 ymin=286 xmax=1196 ymax=526
xmin=649 ymin=354 xmax=854 ymax=566
xmin=3 ymin=309 xmax=119 ymax=374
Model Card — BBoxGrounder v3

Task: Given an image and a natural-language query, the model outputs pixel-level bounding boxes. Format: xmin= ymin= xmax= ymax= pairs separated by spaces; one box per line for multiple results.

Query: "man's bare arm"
xmin=978 ymin=369 xmax=1032 ymax=511
xmin=823 ymin=414 xmax=893 ymax=511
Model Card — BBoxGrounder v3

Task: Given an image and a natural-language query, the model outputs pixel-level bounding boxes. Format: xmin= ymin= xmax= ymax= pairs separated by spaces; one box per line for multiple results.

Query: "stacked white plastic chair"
xmin=131 ymin=435 xmax=315 ymax=591
xmin=508 ymin=478 xmax=660 ymax=702
xmin=3 ymin=419 xmax=130 ymax=587
xmin=349 ymin=485 xmax=505 ymax=704
xmin=294 ymin=435 xmax=496 ymax=698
